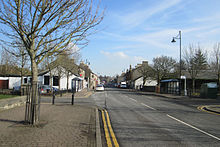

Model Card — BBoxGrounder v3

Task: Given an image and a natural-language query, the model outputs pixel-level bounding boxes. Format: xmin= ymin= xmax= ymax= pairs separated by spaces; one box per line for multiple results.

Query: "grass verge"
xmin=0 ymin=94 xmax=17 ymax=100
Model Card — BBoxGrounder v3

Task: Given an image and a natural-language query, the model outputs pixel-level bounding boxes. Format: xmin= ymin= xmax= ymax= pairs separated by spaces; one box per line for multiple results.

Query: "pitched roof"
xmin=182 ymin=70 xmax=217 ymax=80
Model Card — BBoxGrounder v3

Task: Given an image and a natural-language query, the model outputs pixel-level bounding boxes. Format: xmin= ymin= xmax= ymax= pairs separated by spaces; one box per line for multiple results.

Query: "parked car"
xmin=95 ymin=84 xmax=104 ymax=91
xmin=40 ymin=85 xmax=58 ymax=94
xmin=40 ymin=85 xmax=51 ymax=94
xmin=13 ymin=86 xmax=21 ymax=92
xmin=52 ymin=87 xmax=59 ymax=92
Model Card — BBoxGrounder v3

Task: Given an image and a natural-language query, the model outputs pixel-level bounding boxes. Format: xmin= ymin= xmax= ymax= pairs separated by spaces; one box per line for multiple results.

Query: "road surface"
xmin=91 ymin=88 xmax=220 ymax=147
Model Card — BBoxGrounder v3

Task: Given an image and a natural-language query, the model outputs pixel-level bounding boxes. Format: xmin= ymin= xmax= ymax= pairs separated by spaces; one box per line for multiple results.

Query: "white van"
xmin=120 ymin=82 xmax=127 ymax=88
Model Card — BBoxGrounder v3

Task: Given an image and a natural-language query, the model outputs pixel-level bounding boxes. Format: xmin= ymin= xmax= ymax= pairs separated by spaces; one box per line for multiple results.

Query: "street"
xmin=90 ymin=88 xmax=220 ymax=147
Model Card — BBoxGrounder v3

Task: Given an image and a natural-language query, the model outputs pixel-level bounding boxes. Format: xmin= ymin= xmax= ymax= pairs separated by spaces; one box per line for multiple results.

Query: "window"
xmin=44 ymin=76 xmax=50 ymax=85
xmin=24 ymin=78 xmax=27 ymax=84
xmin=53 ymin=76 xmax=59 ymax=86
xmin=29 ymin=78 xmax=32 ymax=83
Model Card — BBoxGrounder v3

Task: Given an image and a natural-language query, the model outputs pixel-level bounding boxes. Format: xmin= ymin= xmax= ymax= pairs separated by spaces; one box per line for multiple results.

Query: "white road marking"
xmin=141 ymin=103 xmax=156 ymax=110
xmin=167 ymin=114 xmax=220 ymax=141
xmin=129 ymin=98 xmax=137 ymax=102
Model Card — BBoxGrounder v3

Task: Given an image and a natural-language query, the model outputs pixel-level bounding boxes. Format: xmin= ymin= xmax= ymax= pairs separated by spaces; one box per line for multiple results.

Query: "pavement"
xmin=0 ymin=89 xmax=101 ymax=147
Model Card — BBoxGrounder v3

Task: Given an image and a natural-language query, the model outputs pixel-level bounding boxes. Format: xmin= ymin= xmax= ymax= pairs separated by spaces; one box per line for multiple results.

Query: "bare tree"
xmin=0 ymin=49 xmax=18 ymax=75
xmin=138 ymin=61 xmax=154 ymax=86
xmin=183 ymin=44 xmax=207 ymax=92
xmin=62 ymin=44 xmax=81 ymax=90
xmin=152 ymin=56 xmax=176 ymax=84
xmin=11 ymin=41 xmax=30 ymax=87
xmin=43 ymin=54 xmax=56 ymax=90
xmin=210 ymin=43 xmax=220 ymax=90
xmin=52 ymin=51 xmax=78 ymax=90
xmin=0 ymin=0 xmax=103 ymax=124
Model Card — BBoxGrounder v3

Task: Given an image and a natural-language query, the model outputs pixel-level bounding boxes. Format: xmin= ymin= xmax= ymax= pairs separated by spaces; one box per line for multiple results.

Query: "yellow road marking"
xmin=102 ymin=110 xmax=112 ymax=147
xmin=105 ymin=109 xmax=119 ymax=147
xmin=197 ymin=106 xmax=220 ymax=115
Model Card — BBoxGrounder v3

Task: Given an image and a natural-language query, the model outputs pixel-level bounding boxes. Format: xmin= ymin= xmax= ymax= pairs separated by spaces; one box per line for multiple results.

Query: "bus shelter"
xmin=160 ymin=79 xmax=179 ymax=94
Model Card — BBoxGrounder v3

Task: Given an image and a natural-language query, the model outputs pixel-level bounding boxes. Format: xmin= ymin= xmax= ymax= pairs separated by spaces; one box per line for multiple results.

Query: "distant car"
xmin=120 ymin=84 xmax=127 ymax=88
xmin=52 ymin=87 xmax=59 ymax=92
xmin=13 ymin=86 xmax=21 ymax=92
xmin=40 ymin=85 xmax=58 ymax=94
xmin=95 ymin=84 xmax=104 ymax=91
xmin=40 ymin=85 xmax=51 ymax=94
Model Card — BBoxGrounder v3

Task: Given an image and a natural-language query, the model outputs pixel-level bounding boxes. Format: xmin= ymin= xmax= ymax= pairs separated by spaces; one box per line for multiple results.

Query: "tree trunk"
xmin=218 ymin=73 xmax=220 ymax=92
xmin=20 ymin=75 xmax=23 ymax=95
xmin=49 ymin=69 xmax=52 ymax=90
xmin=157 ymin=74 xmax=160 ymax=86
xmin=20 ymin=53 xmax=25 ymax=95
xmin=143 ymin=77 xmax=146 ymax=87
xmin=192 ymin=78 xmax=195 ymax=93
xmin=29 ymin=57 xmax=40 ymax=125
xmin=20 ymin=66 xmax=23 ymax=95
xmin=67 ymin=72 xmax=69 ymax=90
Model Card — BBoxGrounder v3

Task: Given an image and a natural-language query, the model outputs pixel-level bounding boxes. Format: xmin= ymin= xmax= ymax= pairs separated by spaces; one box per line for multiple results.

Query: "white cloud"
xmin=67 ymin=43 xmax=80 ymax=53
xmin=102 ymin=23 xmax=220 ymax=54
xmin=193 ymin=14 xmax=220 ymax=23
xmin=100 ymin=50 xmax=148 ymax=67
xmin=102 ymin=29 xmax=178 ymax=51
xmin=116 ymin=51 xmax=128 ymax=58
xmin=100 ymin=51 xmax=128 ymax=59
xmin=134 ymin=56 xmax=146 ymax=62
xmin=115 ymin=0 xmax=182 ymax=28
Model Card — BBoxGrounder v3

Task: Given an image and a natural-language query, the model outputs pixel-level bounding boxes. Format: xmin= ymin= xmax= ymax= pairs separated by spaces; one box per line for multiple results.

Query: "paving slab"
xmin=0 ymin=89 xmax=99 ymax=146
xmin=0 ymin=104 xmax=97 ymax=146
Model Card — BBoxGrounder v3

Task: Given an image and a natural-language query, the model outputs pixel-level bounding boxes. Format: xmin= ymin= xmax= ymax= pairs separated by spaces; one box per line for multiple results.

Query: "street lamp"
xmin=171 ymin=31 xmax=182 ymax=95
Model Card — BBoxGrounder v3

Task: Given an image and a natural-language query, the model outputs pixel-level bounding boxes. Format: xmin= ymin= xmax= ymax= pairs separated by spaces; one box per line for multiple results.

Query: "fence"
xmin=0 ymin=89 xmax=12 ymax=95
xmin=187 ymin=88 xmax=201 ymax=98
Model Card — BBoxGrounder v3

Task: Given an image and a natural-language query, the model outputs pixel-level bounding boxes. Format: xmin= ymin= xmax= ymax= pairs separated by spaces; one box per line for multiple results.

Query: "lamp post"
xmin=171 ymin=31 xmax=182 ymax=95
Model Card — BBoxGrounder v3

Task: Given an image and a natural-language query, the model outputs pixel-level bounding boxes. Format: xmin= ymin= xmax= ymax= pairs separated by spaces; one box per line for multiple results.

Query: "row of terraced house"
xmin=117 ymin=61 xmax=219 ymax=97
xmin=0 ymin=62 xmax=100 ymax=94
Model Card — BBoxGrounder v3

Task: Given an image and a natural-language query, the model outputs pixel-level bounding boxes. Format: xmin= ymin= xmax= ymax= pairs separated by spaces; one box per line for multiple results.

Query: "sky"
xmin=81 ymin=0 xmax=220 ymax=76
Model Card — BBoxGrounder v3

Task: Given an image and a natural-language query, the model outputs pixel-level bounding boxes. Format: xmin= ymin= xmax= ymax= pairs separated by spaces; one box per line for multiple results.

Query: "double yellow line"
xmin=101 ymin=109 xmax=119 ymax=147
xmin=197 ymin=105 xmax=220 ymax=115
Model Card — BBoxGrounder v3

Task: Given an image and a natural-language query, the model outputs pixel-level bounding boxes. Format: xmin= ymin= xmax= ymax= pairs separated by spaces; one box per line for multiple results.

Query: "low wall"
xmin=142 ymin=86 xmax=155 ymax=92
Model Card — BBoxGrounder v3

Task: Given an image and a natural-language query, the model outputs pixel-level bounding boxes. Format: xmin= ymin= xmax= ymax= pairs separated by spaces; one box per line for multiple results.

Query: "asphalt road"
xmin=91 ymin=88 xmax=220 ymax=147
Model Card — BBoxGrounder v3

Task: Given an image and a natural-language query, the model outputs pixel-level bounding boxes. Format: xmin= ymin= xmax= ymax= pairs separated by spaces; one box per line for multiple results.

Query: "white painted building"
xmin=134 ymin=77 xmax=157 ymax=90
xmin=0 ymin=76 xmax=30 ymax=89
xmin=0 ymin=66 xmax=87 ymax=91
xmin=38 ymin=66 xmax=84 ymax=91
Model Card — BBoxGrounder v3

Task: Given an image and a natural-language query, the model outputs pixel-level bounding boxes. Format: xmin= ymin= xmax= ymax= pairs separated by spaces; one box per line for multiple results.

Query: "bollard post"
xmin=52 ymin=93 xmax=55 ymax=105
xmin=60 ymin=91 xmax=62 ymax=97
xmin=72 ymin=93 xmax=74 ymax=105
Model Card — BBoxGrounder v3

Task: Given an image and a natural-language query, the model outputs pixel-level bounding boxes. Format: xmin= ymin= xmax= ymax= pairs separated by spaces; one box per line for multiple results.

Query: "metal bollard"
xmin=60 ymin=91 xmax=62 ymax=97
xmin=52 ymin=93 xmax=55 ymax=105
xmin=72 ymin=93 xmax=74 ymax=105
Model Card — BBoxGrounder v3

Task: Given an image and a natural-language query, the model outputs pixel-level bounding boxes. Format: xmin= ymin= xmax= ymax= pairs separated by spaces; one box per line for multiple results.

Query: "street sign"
xmin=181 ymin=76 xmax=186 ymax=79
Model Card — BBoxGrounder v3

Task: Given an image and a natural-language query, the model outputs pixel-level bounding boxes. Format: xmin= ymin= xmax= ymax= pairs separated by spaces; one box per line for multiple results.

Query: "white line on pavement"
xmin=167 ymin=114 xmax=220 ymax=141
xmin=141 ymin=103 xmax=156 ymax=110
xmin=129 ymin=98 xmax=137 ymax=102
